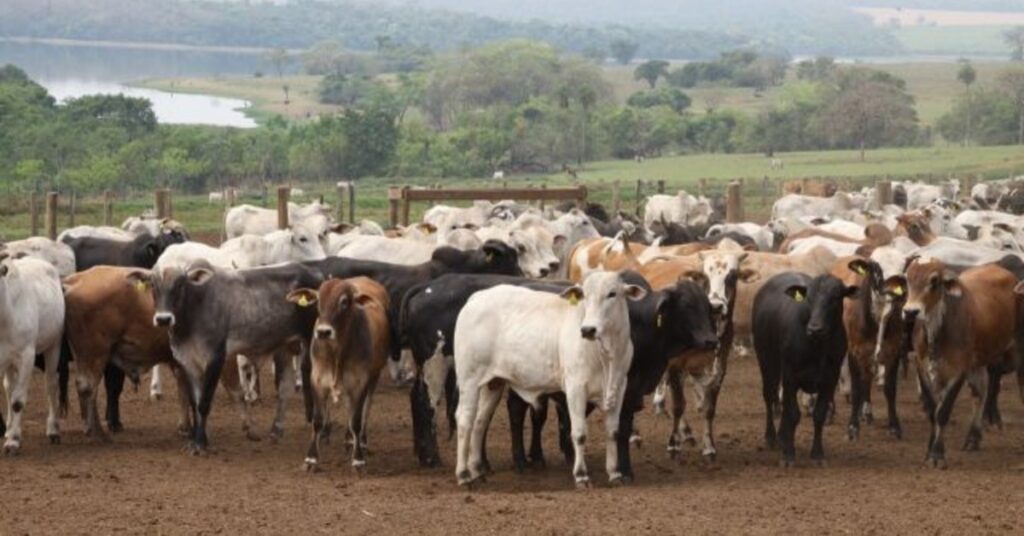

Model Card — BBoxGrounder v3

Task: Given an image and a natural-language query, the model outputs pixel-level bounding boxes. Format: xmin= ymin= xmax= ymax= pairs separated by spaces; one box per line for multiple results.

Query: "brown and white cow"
xmin=902 ymin=258 xmax=1022 ymax=467
xmin=287 ymin=277 xmax=390 ymax=472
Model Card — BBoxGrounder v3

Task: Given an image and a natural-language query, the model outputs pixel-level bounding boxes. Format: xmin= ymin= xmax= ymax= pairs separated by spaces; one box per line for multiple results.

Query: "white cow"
xmin=705 ymin=222 xmax=775 ymax=251
xmin=453 ymin=271 xmax=644 ymax=487
xmin=58 ymin=225 xmax=134 ymax=242
xmin=157 ymin=226 xmax=327 ymax=271
xmin=0 ymin=254 xmax=65 ymax=452
xmin=208 ymin=191 xmax=224 ymax=204
xmin=225 ymin=201 xmax=332 ymax=238
xmin=899 ymin=179 xmax=959 ymax=210
xmin=476 ymin=225 xmax=558 ymax=278
xmin=122 ymin=216 xmax=188 ymax=238
xmin=423 ymin=201 xmax=493 ymax=231
xmin=771 ymin=192 xmax=867 ymax=220
xmin=492 ymin=170 xmax=505 ymax=180
xmin=644 ymin=191 xmax=713 ymax=229
xmin=335 ymin=235 xmax=437 ymax=266
xmin=0 ymin=238 xmax=76 ymax=277
xmin=548 ymin=209 xmax=601 ymax=276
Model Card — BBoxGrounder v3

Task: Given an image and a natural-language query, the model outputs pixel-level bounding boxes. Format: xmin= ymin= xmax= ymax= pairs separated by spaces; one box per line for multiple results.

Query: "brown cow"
xmin=287 ymin=277 xmax=390 ymax=472
xmin=902 ymin=259 xmax=1022 ymax=467
xmin=780 ymin=223 xmax=893 ymax=255
xmin=831 ymin=256 xmax=909 ymax=440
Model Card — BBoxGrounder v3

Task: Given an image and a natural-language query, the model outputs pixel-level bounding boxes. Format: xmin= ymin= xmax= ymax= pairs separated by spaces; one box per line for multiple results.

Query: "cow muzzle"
xmin=902 ymin=307 xmax=920 ymax=323
xmin=580 ymin=326 xmax=597 ymax=340
xmin=315 ymin=325 xmax=334 ymax=340
xmin=805 ymin=323 xmax=825 ymax=340
xmin=153 ymin=313 xmax=175 ymax=327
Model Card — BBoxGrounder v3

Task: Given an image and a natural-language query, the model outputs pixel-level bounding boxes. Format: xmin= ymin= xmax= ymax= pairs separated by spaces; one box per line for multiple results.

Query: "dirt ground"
xmin=3 ymin=355 xmax=1024 ymax=535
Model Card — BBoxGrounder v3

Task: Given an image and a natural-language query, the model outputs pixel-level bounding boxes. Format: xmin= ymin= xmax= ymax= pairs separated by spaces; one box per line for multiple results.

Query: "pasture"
xmin=3 ymin=346 xmax=1022 ymax=533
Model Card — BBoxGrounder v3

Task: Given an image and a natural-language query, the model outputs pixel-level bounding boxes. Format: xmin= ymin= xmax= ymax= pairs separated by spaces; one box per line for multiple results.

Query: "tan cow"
xmin=903 ymin=259 xmax=1022 ymax=468
xmin=287 ymin=277 xmax=390 ymax=472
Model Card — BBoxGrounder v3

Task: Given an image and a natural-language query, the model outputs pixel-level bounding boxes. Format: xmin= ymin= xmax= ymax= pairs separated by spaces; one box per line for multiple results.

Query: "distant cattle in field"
xmin=208 ymin=191 xmax=224 ymax=203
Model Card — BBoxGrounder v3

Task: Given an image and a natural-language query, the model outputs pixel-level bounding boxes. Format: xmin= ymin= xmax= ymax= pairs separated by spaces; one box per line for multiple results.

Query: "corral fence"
xmin=3 ymin=171 xmax=1017 ymax=241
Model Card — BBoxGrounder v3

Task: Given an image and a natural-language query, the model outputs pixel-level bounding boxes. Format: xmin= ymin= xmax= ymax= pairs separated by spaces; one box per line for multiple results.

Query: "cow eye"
xmin=517 ymin=245 xmax=526 ymax=253
xmin=582 ymin=220 xmax=589 ymax=226
xmin=299 ymin=237 xmax=308 ymax=243
xmin=607 ymin=291 xmax=617 ymax=298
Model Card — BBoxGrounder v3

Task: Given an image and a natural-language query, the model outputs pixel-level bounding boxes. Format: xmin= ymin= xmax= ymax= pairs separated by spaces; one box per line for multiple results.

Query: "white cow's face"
xmin=697 ymin=252 xmax=757 ymax=317
xmin=283 ymin=225 xmax=328 ymax=262
xmin=507 ymin=229 xmax=551 ymax=278
xmin=566 ymin=271 xmax=647 ymax=341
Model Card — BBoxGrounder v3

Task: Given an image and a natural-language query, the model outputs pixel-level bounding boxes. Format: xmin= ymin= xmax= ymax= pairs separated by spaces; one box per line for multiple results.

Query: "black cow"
xmin=137 ymin=261 xmax=325 ymax=453
xmin=753 ymin=272 xmax=856 ymax=467
xmin=399 ymin=273 xmax=566 ymax=466
xmin=63 ymin=231 xmax=185 ymax=272
xmin=61 ymin=229 xmax=186 ymax=433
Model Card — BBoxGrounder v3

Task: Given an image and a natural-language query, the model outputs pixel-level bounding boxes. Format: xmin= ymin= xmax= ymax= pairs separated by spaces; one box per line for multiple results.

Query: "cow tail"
xmin=397 ymin=281 xmax=430 ymax=350
xmin=58 ymin=321 xmax=72 ymax=418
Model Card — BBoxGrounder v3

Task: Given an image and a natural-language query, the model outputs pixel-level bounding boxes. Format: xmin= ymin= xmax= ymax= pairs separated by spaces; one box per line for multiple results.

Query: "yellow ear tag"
xmin=298 ymin=295 xmax=310 ymax=307
xmin=656 ymin=314 xmax=663 ymax=328
xmin=569 ymin=294 xmax=579 ymax=306
xmin=793 ymin=290 xmax=804 ymax=303
xmin=854 ymin=265 xmax=866 ymax=275
xmin=134 ymin=281 xmax=146 ymax=293
xmin=892 ymin=286 xmax=904 ymax=297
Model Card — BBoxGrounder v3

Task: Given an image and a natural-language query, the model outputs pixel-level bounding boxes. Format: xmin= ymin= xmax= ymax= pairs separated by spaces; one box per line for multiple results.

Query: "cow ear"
xmin=187 ymin=267 xmax=214 ymax=286
xmin=553 ymin=235 xmax=567 ymax=248
xmin=738 ymin=268 xmax=760 ymax=283
xmin=462 ymin=222 xmax=480 ymax=231
xmin=329 ymin=223 xmax=353 ymax=234
xmin=560 ymin=286 xmax=584 ymax=305
xmin=482 ymin=242 xmax=504 ymax=262
xmin=286 ymin=288 xmax=319 ymax=307
xmin=847 ymin=258 xmax=871 ymax=277
xmin=942 ymin=270 xmax=962 ymax=297
xmin=680 ymin=270 xmax=709 ymax=292
xmin=843 ymin=285 xmax=860 ymax=298
xmin=623 ymin=284 xmax=648 ymax=302
xmin=145 ymin=242 xmax=159 ymax=259
xmin=784 ymin=285 xmax=808 ymax=303
xmin=418 ymin=222 xmax=438 ymax=234
xmin=124 ymin=269 xmax=152 ymax=290
xmin=1015 ymin=280 xmax=1024 ymax=295
xmin=884 ymin=276 xmax=907 ymax=298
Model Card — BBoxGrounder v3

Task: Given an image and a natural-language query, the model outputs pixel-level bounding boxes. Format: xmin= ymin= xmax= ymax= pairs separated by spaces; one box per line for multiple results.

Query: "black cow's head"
xmin=432 ymin=239 xmax=521 ymax=276
xmin=784 ymin=274 xmax=857 ymax=340
xmin=656 ymin=279 xmax=719 ymax=353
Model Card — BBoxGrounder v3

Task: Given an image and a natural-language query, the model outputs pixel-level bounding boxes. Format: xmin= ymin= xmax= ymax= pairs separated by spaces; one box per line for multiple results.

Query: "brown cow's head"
xmin=895 ymin=212 xmax=935 ymax=246
xmin=287 ymin=279 xmax=375 ymax=341
xmin=902 ymin=258 xmax=959 ymax=325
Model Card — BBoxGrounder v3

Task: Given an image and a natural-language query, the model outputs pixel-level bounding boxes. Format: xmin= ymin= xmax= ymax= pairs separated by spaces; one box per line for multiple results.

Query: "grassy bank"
xmin=134 ymin=76 xmax=340 ymax=122
xmin=4 ymin=144 xmax=1022 ymax=241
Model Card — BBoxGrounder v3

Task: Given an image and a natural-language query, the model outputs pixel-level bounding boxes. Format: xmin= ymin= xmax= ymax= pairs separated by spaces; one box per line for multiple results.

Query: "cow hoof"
xmin=888 ymin=425 xmax=902 ymax=440
xmin=701 ymin=450 xmax=717 ymax=463
xmin=245 ymin=430 xmax=261 ymax=442
xmin=176 ymin=425 xmax=191 ymax=438
xmin=108 ymin=422 xmax=124 ymax=434
xmin=814 ymin=459 xmax=827 ymax=468
xmin=352 ymin=460 xmax=366 ymax=475
xmin=863 ymin=413 xmax=874 ymax=425
xmin=779 ymin=459 xmax=794 ymax=469
xmin=629 ymin=434 xmax=643 ymax=448
xmin=574 ymin=477 xmax=592 ymax=490
xmin=528 ymin=456 xmax=547 ymax=469
xmin=847 ymin=426 xmax=859 ymax=441
xmin=150 ymin=393 xmax=163 ymax=402
xmin=925 ymin=456 xmax=947 ymax=469
xmin=3 ymin=443 xmax=20 ymax=456
xmin=304 ymin=458 xmax=320 ymax=473
xmin=608 ymin=475 xmax=625 ymax=486
xmin=961 ymin=438 xmax=980 ymax=452
xmin=269 ymin=425 xmax=285 ymax=443
xmin=682 ymin=436 xmax=697 ymax=448
xmin=185 ymin=443 xmax=207 ymax=456
xmin=48 ymin=434 xmax=61 ymax=445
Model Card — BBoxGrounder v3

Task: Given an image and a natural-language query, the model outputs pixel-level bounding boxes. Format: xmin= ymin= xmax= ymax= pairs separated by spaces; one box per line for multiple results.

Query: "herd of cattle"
xmin=2 ymin=176 xmax=1024 ymax=487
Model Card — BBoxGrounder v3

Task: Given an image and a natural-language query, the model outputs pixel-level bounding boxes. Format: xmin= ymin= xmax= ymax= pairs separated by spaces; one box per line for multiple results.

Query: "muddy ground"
xmin=3 ymin=355 xmax=1023 ymax=535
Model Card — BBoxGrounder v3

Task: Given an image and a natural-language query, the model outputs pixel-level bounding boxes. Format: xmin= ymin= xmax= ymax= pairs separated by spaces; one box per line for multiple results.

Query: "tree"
xmin=819 ymin=76 xmax=919 ymax=160
xmin=957 ymin=59 xmax=977 ymax=146
xmin=609 ymin=39 xmax=639 ymax=66
xmin=937 ymin=88 xmax=1017 ymax=146
xmin=581 ymin=46 xmax=606 ymax=64
xmin=627 ymin=87 xmax=691 ymax=114
xmin=1005 ymin=26 xmax=1024 ymax=62
xmin=795 ymin=56 xmax=836 ymax=81
xmin=634 ymin=60 xmax=669 ymax=89
xmin=264 ymin=47 xmax=293 ymax=104
xmin=1000 ymin=67 xmax=1024 ymax=144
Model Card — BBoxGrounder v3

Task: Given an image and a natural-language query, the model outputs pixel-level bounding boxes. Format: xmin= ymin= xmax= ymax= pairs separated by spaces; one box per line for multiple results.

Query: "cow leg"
xmin=665 ymin=368 xmax=687 ymax=460
xmin=552 ymin=394 xmax=575 ymax=466
xmin=191 ymin=349 xmax=227 ymax=454
xmin=926 ymin=374 xmax=964 ymax=469
xmin=982 ymin=364 xmax=1003 ymax=430
xmin=2 ymin=350 xmax=34 ymax=454
xmin=409 ymin=375 xmax=441 ymax=467
xmin=102 ymin=364 xmax=125 ymax=433
xmin=304 ymin=385 xmax=329 ymax=472
xmin=347 ymin=384 xmax=372 ymax=472
xmin=652 ymin=374 xmax=667 ymax=415
xmin=42 ymin=344 xmax=62 ymax=444
xmin=149 ymin=364 xmax=164 ymax=401
xmin=222 ymin=355 xmax=259 ymax=441
xmin=527 ymin=395 xmax=550 ymax=468
xmin=883 ymin=356 xmax=902 ymax=439
xmin=760 ymin=361 xmax=780 ymax=450
xmin=778 ymin=379 xmax=800 ymax=467
xmin=695 ymin=370 xmax=724 ymax=462
xmin=292 ymin=353 xmax=303 ymax=392
xmin=172 ymin=365 xmax=193 ymax=437
xmin=846 ymin=357 xmax=865 ymax=441
xmin=565 ymin=382 xmax=591 ymax=488
xmin=507 ymin=391 xmax=530 ymax=473
xmin=300 ymin=344 xmax=313 ymax=424
xmin=604 ymin=389 xmax=625 ymax=485
xmin=74 ymin=355 xmax=107 ymax=441
xmin=616 ymin=403 xmax=637 ymax=483
xmin=269 ymin=351 xmax=294 ymax=441
xmin=455 ymin=383 xmax=481 ymax=486
xmin=962 ymin=368 xmax=988 ymax=452
xmin=468 ymin=381 xmax=503 ymax=481
xmin=810 ymin=382 xmax=836 ymax=465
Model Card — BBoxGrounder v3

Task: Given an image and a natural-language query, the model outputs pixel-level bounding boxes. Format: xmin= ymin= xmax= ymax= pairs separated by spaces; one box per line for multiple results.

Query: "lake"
xmin=0 ymin=40 xmax=293 ymax=128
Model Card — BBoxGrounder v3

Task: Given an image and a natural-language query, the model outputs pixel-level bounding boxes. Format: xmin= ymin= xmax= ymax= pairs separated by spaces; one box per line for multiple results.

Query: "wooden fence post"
xmin=226 ymin=187 xmax=236 ymax=207
xmin=388 ymin=187 xmax=401 ymax=228
xmin=611 ymin=180 xmax=621 ymax=212
xmin=657 ymin=179 xmax=665 ymax=194
xmin=262 ymin=184 xmax=269 ymax=207
xmin=635 ymin=179 xmax=643 ymax=215
xmin=276 ymin=186 xmax=291 ymax=229
xmin=539 ymin=183 xmax=547 ymax=211
xmin=699 ymin=178 xmax=708 ymax=197
xmin=726 ymin=181 xmax=743 ymax=223
xmin=401 ymin=186 xmax=411 ymax=227
xmin=30 ymin=192 xmax=39 ymax=237
xmin=155 ymin=188 xmax=171 ymax=219
xmin=962 ymin=174 xmax=976 ymax=201
xmin=45 ymin=192 xmax=58 ymax=240
xmin=761 ymin=176 xmax=769 ymax=209
xmin=576 ymin=184 xmax=588 ymax=209
xmin=336 ymin=182 xmax=348 ymax=223
xmin=876 ymin=180 xmax=893 ymax=207
xmin=103 ymin=190 xmax=113 ymax=225
xmin=68 ymin=190 xmax=76 ymax=228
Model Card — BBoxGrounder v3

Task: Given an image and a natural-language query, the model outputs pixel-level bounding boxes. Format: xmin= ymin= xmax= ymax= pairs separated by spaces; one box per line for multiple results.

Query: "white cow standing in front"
xmin=0 ymin=254 xmax=65 ymax=452
xmin=453 ymin=271 xmax=645 ymax=488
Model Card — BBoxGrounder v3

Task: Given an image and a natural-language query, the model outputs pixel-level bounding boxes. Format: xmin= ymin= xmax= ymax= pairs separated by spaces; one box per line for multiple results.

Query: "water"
xmin=0 ymin=40 xmax=290 ymax=128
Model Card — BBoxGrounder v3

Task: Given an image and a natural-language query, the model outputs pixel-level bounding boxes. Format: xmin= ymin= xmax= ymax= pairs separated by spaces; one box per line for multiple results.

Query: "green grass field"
xmin=5 ymin=144 xmax=1023 ymax=241
xmin=893 ymin=25 xmax=1013 ymax=57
